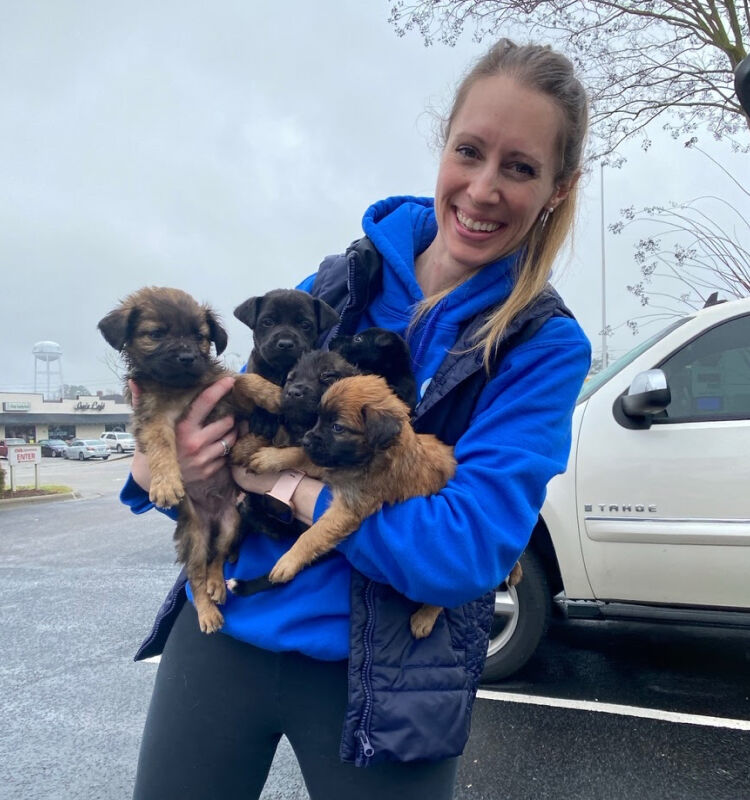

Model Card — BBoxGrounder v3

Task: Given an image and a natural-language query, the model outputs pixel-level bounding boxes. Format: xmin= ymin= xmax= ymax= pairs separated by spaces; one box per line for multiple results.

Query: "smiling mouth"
xmin=456 ymin=208 xmax=502 ymax=233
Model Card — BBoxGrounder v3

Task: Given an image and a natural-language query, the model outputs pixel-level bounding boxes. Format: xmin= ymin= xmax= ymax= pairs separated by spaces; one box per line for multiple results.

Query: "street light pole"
xmin=600 ymin=161 xmax=608 ymax=369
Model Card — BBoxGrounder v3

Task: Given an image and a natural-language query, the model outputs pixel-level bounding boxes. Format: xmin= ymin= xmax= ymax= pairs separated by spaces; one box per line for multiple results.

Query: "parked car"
xmin=483 ymin=296 xmax=750 ymax=681
xmin=39 ymin=439 xmax=68 ymax=457
xmin=99 ymin=431 xmax=136 ymax=453
xmin=0 ymin=438 xmax=26 ymax=458
xmin=63 ymin=439 xmax=110 ymax=461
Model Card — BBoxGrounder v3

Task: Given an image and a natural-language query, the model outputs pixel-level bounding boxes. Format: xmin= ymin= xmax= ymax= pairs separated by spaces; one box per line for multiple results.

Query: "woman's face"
xmin=433 ymin=74 xmax=573 ymax=274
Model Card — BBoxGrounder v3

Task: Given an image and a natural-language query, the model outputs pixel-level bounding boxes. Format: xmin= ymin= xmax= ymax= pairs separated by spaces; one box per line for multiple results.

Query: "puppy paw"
xmin=268 ymin=553 xmax=303 ymax=584
xmin=507 ymin=561 xmax=523 ymax=587
xmin=230 ymin=434 xmax=265 ymax=466
xmin=409 ymin=605 xmax=442 ymax=639
xmin=197 ymin=605 xmax=224 ymax=634
xmin=149 ymin=475 xmax=185 ymax=508
xmin=248 ymin=447 xmax=289 ymax=474
xmin=206 ymin=574 xmax=227 ymax=605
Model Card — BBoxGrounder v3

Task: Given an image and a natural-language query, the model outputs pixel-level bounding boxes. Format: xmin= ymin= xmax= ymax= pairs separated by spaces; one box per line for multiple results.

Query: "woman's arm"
xmin=336 ymin=318 xmax=591 ymax=608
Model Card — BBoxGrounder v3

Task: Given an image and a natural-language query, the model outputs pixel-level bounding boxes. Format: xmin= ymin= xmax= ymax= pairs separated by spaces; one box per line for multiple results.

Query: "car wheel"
xmin=116 ymin=444 xmax=123 ymax=453
xmin=103 ymin=455 xmax=109 ymax=460
xmin=481 ymin=548 xmax=551 ymax=682
xmin=78 ymin=452 xmax=85 ymax=461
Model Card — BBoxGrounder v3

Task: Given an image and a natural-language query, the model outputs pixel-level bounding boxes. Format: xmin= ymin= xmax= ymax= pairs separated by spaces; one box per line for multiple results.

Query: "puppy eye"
xmin=331 ymin=423 xmax=345 ymax=434
xmin=353 ymin=335 xmax=363 ymax=343
xmin=320 ymin=371 xmax=339 ymax=384
xmin=148 ymin=329 xmax=166 ymax=341
xmin=194 ymin=332 xmax=207 ymax=342
xmin=299 ymin=320 xmax=313 ymax=331
xmin=261 ymin=317 xmax=275 ymax=327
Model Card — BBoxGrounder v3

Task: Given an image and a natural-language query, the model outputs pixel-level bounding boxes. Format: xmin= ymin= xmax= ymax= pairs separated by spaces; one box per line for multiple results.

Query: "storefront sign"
xmin=2 ymin=401 xmax=31 ymax=412
xmin=8 ymin=445 xmax=41 ymax=465
xmin=74 ymin=400 xmax=106 ymax=411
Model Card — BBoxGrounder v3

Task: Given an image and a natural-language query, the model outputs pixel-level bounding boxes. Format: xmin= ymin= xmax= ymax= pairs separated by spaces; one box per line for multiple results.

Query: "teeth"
xmin=457 ymin=209 xmax=500 ymax=232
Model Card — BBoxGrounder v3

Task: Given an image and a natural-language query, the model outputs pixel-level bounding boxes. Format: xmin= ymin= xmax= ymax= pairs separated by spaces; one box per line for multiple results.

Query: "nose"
xmin=275 ymin=338 xmax=295 ymax=351
xmin=177 ymin=352 xmax=196 ymax=366
xmin=468 ymin=164 xmax=501 ymax=206
xmin=285 ymin=384 xmax=306 ymax=399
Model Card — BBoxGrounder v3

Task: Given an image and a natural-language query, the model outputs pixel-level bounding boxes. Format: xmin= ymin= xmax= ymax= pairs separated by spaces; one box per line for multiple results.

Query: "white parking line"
xmin=477 ymin=689 xmax=750 ymax=730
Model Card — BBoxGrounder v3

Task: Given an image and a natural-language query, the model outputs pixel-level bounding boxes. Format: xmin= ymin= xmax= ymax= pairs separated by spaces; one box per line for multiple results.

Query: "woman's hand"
xmin=129 ymin=376 xmax=238 ymax=493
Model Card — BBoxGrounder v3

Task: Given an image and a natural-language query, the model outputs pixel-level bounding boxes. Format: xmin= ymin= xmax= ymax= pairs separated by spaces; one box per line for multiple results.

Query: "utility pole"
xmin=600 ymin=161 xmax=608 ymax=369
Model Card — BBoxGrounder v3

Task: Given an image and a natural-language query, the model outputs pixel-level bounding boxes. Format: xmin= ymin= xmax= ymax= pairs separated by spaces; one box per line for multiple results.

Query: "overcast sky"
xmin=2 ymin=1 xmax=747 ymax=394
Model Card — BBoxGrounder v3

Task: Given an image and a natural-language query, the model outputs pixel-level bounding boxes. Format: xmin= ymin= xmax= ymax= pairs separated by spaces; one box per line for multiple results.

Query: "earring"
xmin=548 ymin=206 xmax=555 ymax=214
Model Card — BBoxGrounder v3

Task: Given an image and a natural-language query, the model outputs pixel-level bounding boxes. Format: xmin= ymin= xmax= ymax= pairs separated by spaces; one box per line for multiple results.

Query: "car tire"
xmin=116 ymin=444 xmax=123 ymax=453
xmin=78 ymin=452 xmax=85 ymax=461
xmin=103 ymin=455 xmax=109 ymax=460
xmin=481 ymin=548 xmax=551 ymax=682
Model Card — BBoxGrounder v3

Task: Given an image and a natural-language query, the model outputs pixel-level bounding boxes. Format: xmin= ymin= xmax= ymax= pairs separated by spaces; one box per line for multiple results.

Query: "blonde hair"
xmin=417 ymin=39 xmax=588 ymax=370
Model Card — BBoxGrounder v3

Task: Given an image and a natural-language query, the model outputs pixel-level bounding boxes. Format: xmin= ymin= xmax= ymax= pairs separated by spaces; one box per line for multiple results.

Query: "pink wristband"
xmin=265 ymin=469 xmax=306 ymax=507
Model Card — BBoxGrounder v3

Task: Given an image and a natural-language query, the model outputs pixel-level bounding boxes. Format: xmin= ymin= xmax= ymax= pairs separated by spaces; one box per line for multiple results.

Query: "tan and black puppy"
xmin=244 ymin=374 xmax=456 ymax=638
xmin=98 ymin=286 xmax=281 ymax=634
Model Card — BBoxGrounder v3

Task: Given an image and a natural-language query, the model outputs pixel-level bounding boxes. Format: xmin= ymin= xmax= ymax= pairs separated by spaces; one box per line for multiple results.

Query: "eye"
xmin=331 ymin=423 xmax=345 ymax=434
xmin=194 ymin=332 xmax=207 ymax=342
xmin=507 ymin=162 xmax=536 ymax=178
xmin=148 ymin=329 xmax=166 ymax=341
xmin=299 ymin=320 xmax=313 ymax=331
xmin=353 ymin=335 xmax=363 ymax=343
xmin=261 ymin=317 xmax=275 ymax=327
xmin=456 ymin=144 xmax=480 ymax=160
xmin=320 ymin=371 xmax=339 ymax=384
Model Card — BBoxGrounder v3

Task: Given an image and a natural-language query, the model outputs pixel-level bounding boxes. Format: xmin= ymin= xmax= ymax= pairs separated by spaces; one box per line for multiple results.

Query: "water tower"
xmin=33 ymin=341 xmax=64 ymax=400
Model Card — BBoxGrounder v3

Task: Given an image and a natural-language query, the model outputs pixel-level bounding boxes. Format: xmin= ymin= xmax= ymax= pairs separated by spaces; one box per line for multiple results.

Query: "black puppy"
xmin=233 ymin=289 xmax=339 ymax=441
xmin=330 ymin=327 xmax=417 ymax=411
xmin=234 ymin=289 xmax=339 ymax=384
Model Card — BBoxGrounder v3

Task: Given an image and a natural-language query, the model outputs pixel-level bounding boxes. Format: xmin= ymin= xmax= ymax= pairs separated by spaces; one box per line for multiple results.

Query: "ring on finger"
xmin=220 ymin=439 xmax=231 ymax=457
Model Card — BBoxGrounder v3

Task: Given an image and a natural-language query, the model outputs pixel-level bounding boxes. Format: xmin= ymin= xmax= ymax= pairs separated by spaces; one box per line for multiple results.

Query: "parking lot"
xmin=1 ymin=458 xmax=749 ymax=799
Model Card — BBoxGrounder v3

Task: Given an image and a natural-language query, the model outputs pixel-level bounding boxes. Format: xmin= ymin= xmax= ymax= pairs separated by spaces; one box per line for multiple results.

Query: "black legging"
xmin=133 ymin=602 xmax=458 ymax=799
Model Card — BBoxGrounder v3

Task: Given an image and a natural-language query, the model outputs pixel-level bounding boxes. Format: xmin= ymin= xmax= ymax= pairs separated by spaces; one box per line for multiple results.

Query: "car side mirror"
xmin=614 ymin=369 xmax=671 ymax=429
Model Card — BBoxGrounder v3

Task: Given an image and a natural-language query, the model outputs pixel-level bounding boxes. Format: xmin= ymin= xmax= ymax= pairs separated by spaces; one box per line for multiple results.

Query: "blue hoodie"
xmin=120 ymin=196 xmax=591 ymax=661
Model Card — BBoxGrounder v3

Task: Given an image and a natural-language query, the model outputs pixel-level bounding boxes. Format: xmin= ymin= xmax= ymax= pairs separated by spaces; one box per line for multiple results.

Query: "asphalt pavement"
xmin=1 ymin=457 xmax=749 ymax=799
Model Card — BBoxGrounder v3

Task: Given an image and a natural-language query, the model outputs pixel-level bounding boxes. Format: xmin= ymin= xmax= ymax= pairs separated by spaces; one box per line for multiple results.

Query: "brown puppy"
xmin=246 ymin=374 xmax=456 ymax=638
xmin=98 ymin=286 xmax=281 ymax=634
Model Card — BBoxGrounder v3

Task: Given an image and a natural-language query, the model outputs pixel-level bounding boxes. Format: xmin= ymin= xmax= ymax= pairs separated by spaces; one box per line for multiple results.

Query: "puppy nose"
xmin=286 ymin=385 xmax=306 ymax=399
xmin=178 ymin=353 xmax=196 ymax=366
xmin=275 ymin=338 xmax=295 ymax=351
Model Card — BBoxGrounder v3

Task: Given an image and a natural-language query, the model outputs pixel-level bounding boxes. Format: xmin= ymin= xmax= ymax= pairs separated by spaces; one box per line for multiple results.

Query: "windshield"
xmin=578 ymin=317 xmax=691 ymax=403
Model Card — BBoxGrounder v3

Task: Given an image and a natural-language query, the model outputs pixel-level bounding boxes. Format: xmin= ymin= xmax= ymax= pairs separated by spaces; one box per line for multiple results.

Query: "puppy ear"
xmin=234 ymin=297 xmax=263 ymax=329
xmin=362 ymin=406 xmax=402 ymax=450
xmin=205 ymin=310 xmax=228 ymax=355
xmin=313 ymin=298 xmax=339 ymax=332
xmin=98 ymin=306 xmax=138 ymax=351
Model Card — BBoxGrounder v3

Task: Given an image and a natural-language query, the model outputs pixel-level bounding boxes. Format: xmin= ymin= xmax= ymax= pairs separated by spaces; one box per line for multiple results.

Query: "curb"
xmin=0 ymin=491 xmax=80 ymax=510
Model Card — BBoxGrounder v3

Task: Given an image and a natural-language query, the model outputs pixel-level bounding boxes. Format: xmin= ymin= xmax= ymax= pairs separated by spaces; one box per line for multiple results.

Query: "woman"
xmin=124 ymin=39 xmax=592 ymax=799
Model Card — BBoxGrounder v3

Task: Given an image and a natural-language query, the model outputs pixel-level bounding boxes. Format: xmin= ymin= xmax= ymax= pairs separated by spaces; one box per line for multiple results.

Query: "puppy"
xmin=232 ymin=288 xmax=339 ymax=450
xmin=245 ymin=374 xmax=456 ymax=638
xmin=330 ymin=327 xmax=417 ymax=411
xmin=98 ymin=286 xmax=282 ymax=634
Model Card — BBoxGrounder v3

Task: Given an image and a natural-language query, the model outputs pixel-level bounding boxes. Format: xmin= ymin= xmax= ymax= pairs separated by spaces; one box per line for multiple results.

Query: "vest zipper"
xmin=355 ymin=579 xmax=376 ymax=765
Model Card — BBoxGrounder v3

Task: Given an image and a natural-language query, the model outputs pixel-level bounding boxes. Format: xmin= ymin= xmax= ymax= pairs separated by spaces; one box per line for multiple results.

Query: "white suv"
xmin=483 ymin=297 xmax=750 ymax=681
xmin=99 ymin=431 xmax=136 ymax=454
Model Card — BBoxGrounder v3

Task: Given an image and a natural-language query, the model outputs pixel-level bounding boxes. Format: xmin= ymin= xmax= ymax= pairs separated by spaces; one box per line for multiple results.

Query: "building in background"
xmin=0 ymin=391 xmax=131 ymax=442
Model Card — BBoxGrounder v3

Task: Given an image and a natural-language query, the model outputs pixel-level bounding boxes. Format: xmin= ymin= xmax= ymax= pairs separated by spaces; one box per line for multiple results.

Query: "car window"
xmin=658 ymin=314 xmax=750 ymax=422
xmin=578 ymin=317 xmax=690 ymax=404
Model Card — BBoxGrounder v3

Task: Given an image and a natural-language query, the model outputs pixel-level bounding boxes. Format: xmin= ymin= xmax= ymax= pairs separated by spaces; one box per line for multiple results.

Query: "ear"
xmin=205 ymin=310 xmax=228 ymax=355
xmin=362 ymin=406 xmax=402 ymax=450
xmin=548 ymin=169 xmax=581 ymax=211
xmin=234 ymin=297 xmax=264 ymax=329
xmin=98 ymin=306 xmax=137 ymax=351
xmin=313 ymin=298 xmax=339 ymax=332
